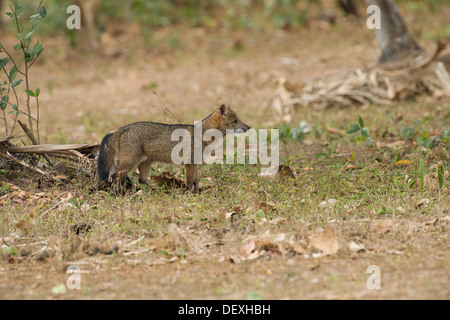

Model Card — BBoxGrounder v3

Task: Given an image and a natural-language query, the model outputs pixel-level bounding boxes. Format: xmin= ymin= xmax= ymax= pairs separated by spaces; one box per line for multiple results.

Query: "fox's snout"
xmin=242 ymin=123 xmax=251 ymax=132
xmin=234 ymin=122 xmax=250 ymax=134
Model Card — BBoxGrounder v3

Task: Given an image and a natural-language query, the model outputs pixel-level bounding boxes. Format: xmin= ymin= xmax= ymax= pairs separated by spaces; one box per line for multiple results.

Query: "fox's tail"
xmin=98 ymin=131 xmax=120 ymax=182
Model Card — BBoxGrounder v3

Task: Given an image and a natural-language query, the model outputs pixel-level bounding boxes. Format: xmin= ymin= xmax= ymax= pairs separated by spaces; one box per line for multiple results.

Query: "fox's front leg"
xmin=185 ymin=164 xmax=200 ymax=191
xmin=113 ymin=171 xmax=128 ymax=196
xmin=138 ymin=160 xmax=152 ymax=186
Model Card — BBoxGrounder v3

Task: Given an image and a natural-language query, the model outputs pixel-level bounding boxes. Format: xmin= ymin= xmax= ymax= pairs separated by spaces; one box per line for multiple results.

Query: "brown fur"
xmin=97 ymin=105 xmax=250 ymax=190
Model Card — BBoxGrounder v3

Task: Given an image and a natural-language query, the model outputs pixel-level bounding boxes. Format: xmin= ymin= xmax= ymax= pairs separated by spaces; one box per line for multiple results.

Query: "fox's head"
xmin=210 ymin=104 xmax=250 ymax=135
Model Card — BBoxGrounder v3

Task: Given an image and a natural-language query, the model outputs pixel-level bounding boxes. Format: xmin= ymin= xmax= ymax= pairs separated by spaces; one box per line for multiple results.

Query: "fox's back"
xmin=117 ymin=122 xmax=194 ymax=164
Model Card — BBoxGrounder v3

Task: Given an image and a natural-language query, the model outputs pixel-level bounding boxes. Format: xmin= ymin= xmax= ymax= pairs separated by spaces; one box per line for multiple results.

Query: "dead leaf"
xmin=148 ymin=257 xmax=178 ymax=266
xmin=344 ymin=164 xmax=360 ymax=171
xmin=71 ymin=223 xmax=92 ymax=235
xmin=239 ymin=239 xmax=256 ymax=257
xmin=387 ymin=249 xmax=404 ymax=255
xmin=229 ymin=255 xmax=243 ymax=264
xmin=396 ymin=206 xmax=406 ymax=214
xmin=167 ymin=224 xmax=192 ymax=252
xmin=373 ymin=219 xmax=394 ymax=233
xmin=309 ymin=228 xmax=340 ymax=256
xmin=424 ymin=174 xmax=440 ymax=191
xmin=264 ymin=269 xmax=272 ymax=275
xmin=377 ymin=141 xmax=405 ymax=150
xmin=349 ymin=241 xmax=366 ymax=253
xmin=415 ymin=198 xmax=429 ymax=209
xmin=225 ymin=211 xmax=237 ymax=219
xmin=257 ymin=200 xmax=276 ymax=212
xmin=223 ymin=205 xmax=243 ymax=220
xmin=327 ymin=127 xmax=345 ymax=136
xmin=291 ymin=241 xmax=308 ymax=255
xmin=319 ymin=199 xmax=338 ymax=208
xmin=15 ymin=220 xmax=32 ymax=232
xmin=424 ymin=218 xmax=439 ymax=227
xmin=5 ymin=256 xmax=15 ymax=264
xmin=54 ymin=162 xmax=68 ymax=175
xmin=152 ymin=171 xmax=185 ymax=189
xmin=278 ymin=165 xmax=296 ymax=181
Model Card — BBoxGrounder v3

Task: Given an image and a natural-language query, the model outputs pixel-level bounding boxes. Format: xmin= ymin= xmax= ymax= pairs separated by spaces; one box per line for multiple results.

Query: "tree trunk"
xmin=366 ymin=0 xmax=424 ymax=65
xmin=338 ymin=0 xmax=359 ymax=17
xmin=74 ymin=0 xmax=102 ymax=50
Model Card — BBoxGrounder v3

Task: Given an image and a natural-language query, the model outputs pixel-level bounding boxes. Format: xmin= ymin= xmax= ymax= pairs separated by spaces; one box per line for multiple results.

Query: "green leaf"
xmin=32 ymin=42 xmax=43 ymax=57
xmin=438 ymin=165 xmax=444 ymax=190
xmin=12 ymin=104 xmax=19 ymax=116
xmin=361 ymin=128 xmax=369 ymax=139
xmin=25 ymin=31 xmax=34 ymax=41
xmin=4 ymin=12 xmax=14 ymax=18
xmin=256 ymin=209 xmax=265 ymax=218
xmin=25 ymin=90 xmax=36 ymax=97
xmin=16 ymin=32 xmax=25 ymax=42
xmin=2 ymin=247 xmax=17 ymax=256
xmin=51 ymin=284 xmax=67 ymax=295
xmin=14 ymin=2 xmax=22 ymax=13
xmin=424 ymin=136 xmax=436 ymax=149
xmin=0 ymin=95 xmax=9 ymax=110
xmin=14 ymin=43 xmax=23 ymax=51
xmin=9 ymin=66 xmax=17 ymax=82
xmin=346 ymin=124 xmax=360 ymax=134
xmin=0 ymin=58 xmax=9 ymax=70
xmin=12 ymin=79 xmax=23 ymax=87
xmin=36 ymin=88 xmax=40 ymax=97
xmin=25 ymin=52 xmax=34 ymax=63
xmin=39 ymin=6 xmax=47 ymax=18
xmin=247 ymin=292 xmax=263 ymax=300
xmin=358 ymin=115 xmax=364 ymax=129
xmin=419 ymin=159 xmax=424 ymax=191
xmin=29 ymin=14 xmax=42 ymax=28
xmin=315 ymin=153 xmax=328 ymax=159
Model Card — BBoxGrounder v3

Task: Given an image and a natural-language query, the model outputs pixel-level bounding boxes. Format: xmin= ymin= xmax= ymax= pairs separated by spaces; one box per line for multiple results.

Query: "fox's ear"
xmin=219 ymin=104 xmax=228 ymax=116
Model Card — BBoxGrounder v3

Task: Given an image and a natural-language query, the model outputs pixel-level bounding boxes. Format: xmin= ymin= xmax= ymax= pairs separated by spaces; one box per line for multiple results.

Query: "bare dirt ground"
xmin=1 ymin=16 xmax=449 ymax=300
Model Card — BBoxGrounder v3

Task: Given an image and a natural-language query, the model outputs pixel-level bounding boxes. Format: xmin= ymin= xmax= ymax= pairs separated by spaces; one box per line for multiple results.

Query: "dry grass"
xmin=1 ymin=13 xmax=449 ymax=300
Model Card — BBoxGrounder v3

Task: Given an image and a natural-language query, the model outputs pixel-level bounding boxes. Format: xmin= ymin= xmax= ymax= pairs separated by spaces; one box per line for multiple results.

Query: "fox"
xmin=97 ymin=104 xmax=250 ymax=191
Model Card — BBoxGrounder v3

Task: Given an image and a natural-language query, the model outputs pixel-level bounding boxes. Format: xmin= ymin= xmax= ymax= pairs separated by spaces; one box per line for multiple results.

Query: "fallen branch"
xmin=0 ymin=151 xmax=61 ymax=183
xmin=18 ymin=120 xmax=54 ymax=167
xmin=39 ymin=199 xmax=67 ymax=218
xmin=8 ymin=143 xmax=99 ymax=159
xmin=269 ymin=40 xmax=450 ymax=120
xmin=410 ymin=40 xmax=447 ymax=70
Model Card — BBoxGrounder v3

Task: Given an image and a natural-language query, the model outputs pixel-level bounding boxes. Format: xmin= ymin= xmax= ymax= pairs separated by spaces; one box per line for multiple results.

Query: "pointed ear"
xmin=218 ymin=104 xmax=228 ymax=116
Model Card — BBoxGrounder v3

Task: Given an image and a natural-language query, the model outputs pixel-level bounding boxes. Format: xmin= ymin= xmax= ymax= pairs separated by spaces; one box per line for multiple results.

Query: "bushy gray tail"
xmin=98 ymin=132 xmax=118 ymax=182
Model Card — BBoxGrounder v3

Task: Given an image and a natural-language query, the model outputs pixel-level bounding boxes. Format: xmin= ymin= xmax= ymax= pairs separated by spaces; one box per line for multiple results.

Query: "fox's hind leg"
xmin=185 ymin=164 xmax=200 ymax=191
xmin=138 ymin=160 xmax=152 ymax=186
